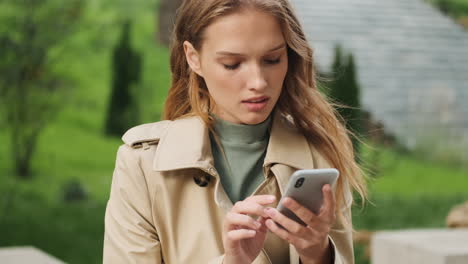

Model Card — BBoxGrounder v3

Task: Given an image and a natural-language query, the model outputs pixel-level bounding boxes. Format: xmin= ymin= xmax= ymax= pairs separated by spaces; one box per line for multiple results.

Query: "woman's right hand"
xmin=222 ymin=195 xmax=276 ymax=264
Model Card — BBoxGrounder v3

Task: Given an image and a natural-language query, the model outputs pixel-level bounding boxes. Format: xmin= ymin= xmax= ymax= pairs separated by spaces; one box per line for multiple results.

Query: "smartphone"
xmin=276 ymin=168 xmax=339 ymax=226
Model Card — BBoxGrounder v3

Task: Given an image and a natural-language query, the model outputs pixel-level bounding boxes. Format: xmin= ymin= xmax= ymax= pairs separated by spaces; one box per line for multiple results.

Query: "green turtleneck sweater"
xmin=209 ymin=115 xmax=272 ymax=203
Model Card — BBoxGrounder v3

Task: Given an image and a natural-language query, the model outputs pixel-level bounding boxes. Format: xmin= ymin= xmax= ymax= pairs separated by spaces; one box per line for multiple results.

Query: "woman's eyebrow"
xmin=216 ymin=43 xmax=286 ymax=56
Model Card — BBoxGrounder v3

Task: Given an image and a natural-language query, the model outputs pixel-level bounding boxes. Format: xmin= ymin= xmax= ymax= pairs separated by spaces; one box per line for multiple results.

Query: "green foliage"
xmin=0 ymin=0 xmax=167 ymax=177
xmin=0 ymin=0 xmax=165 ymax=181
xmin=329 ymin=45 xmax=363 ymax=156
xmin=62 ymin=179 xmax=89 ymax=202
xmin=0 ymin=0 xmax=86 ymax=177
xmin=427 ymin=0 xmax=468 ymax=18
xmin=354 ymin=194 xmax=467 ymax=230
xmin=361 ymin=142 xmax=468 ymax=196
xmin=0 ymin=0 xmax=169 ymax=201
xmin=0 ymin=189 xmax=105 ymax=264
xmin=105 ymin=21 xmax=142 ymax=136
xmin=0 ymin=1 xmax=168 ymax=262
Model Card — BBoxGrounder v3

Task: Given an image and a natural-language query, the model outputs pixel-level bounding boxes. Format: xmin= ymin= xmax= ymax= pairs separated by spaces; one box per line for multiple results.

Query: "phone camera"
xmin=294 ymin=177 xmax=304 ymax=188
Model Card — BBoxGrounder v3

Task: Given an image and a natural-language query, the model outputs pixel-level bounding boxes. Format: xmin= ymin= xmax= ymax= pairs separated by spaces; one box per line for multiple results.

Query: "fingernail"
xmin=269 ymin=195 xmax=276 ymax=201
xmin=264 ymin=207 xmax=274 ymax=216
xmin=255 ymin=221 xmax=261 ymax=229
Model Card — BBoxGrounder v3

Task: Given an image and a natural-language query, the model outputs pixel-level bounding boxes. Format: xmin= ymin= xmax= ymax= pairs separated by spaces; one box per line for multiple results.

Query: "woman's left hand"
xmin=263 ymin=184 xmax=336 ymax=264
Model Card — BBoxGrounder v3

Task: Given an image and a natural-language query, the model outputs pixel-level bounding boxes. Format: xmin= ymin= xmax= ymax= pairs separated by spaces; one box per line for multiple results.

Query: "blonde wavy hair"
xmin=163 ymin=0 xmax=367 ymax=229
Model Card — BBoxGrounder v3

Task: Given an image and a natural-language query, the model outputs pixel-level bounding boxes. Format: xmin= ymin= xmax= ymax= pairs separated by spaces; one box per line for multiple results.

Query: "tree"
xmin=0 ymin=0 xmax=86 ymax=178
xmin=105 ymin=21 xmax=142 ymax=137
xmin=329 ymin=45 xmax=363 ymax=156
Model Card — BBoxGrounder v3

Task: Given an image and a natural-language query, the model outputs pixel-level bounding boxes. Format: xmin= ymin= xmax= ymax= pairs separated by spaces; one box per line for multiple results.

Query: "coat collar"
xmin=263 ymin=112 xmax=314 ymax=170
xmin=153 ymin=111 xmax=315 ymax=172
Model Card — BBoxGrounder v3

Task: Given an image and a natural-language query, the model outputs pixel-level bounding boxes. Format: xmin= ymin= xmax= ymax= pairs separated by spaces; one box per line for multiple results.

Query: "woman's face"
xmin=184 ymin=9 xmax=288 ymax=125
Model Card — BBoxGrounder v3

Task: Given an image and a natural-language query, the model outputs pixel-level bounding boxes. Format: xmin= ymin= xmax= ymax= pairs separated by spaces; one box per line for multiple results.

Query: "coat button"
xmin=194 ymin=175 xmax=210 ymax=187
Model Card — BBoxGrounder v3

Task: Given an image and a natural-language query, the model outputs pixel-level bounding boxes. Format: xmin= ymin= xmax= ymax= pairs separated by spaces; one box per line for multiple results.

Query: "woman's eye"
xmin=222 ymin=57 xmax=281 ymax=70
xmin=223 ymin=63 xmax=240 ymax=70
xmin=265 ymin=57 xmax=281 ymax=65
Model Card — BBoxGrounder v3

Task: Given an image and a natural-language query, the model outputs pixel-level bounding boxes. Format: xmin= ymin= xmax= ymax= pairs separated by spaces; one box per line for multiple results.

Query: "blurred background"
xmin=0 ymin=0 xmax=467 ymax=263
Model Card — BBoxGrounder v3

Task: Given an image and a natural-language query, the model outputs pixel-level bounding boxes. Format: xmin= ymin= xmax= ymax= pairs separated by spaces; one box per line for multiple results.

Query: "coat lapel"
xmin=265 ymin=112 xmax=315 ymax=194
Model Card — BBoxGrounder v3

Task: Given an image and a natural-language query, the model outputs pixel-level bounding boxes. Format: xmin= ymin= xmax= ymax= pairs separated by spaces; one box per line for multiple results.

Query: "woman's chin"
xmin=240 ymin=113 xmax=271 ymax=125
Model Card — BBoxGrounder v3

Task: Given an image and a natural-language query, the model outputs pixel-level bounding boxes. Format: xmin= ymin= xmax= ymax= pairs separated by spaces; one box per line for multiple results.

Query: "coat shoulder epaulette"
xmin=121 ymin=120 xmax=172 ymax=149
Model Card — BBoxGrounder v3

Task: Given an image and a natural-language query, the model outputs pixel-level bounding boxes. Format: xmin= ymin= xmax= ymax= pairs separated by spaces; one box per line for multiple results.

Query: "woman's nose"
xmin=247 ymin=65 xmax=268 ymax=91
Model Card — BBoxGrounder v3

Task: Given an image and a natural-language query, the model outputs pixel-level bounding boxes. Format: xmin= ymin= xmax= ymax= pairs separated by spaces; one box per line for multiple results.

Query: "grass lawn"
xmin=351 ymin=144 xmax=468 ymax=264
xmin=362 ymin=144 xmax=468 ymax=197
xmin=0 ymin=192 xmax=106 ymax=264
xmin=1 ymin=1 xmax=467 ymax=263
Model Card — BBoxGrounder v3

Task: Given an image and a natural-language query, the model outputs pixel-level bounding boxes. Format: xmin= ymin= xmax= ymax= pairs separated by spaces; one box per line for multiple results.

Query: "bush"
xmin=329 ymin=45 xmax=363 ymax=156
xmin=105 ymin=20 xmax=142 ymax=137
xmin=62 ymin=179 xmax=88 ymax=202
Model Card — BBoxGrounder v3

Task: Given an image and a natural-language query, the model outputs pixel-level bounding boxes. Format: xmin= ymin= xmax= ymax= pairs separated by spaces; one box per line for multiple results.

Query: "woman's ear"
xmin=183 ymin=41 xmax=203 ymax=77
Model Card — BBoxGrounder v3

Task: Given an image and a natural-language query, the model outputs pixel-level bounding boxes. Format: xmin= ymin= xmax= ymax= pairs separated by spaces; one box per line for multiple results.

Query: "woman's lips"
xmin=242 ymin=97 xmax=269 ymax=112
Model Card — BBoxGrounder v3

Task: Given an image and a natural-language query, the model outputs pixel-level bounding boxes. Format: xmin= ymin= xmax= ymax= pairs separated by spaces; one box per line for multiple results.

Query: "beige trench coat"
xmin=103 ymin=112 xmax=354 ymax=264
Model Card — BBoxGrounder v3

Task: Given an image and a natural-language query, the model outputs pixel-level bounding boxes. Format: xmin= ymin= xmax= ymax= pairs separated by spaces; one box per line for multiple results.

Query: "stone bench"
xmin=0 ymin=246 xmax=65 ymax=264
xmin=371 ymin=229 xmax=468 ymax=264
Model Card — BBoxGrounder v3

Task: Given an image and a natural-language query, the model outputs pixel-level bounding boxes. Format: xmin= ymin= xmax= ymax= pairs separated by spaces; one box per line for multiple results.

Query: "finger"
xmin=256 ymin=216 xmax=268 ymax=233
xmin=232 ymin=198 xmax=275 ymax=218
xmin=282 ymin=197 xmax=317 ymax=226
xmin=320 ymin=184 xmax=336 ymax=222
xmin=226 ymin=229 xmax=257 ymax=242
xmin=232 ymin=200 xmax=264 ymax=216
xmin=265 ymin=219 xmax=298 ymax=245
xmin=264 ymin=207 xmax=305 ymax=236
xmin=224 ymin=212 xmax=262 ymax=231
xmin=245 ymin=195 xmax=276 ymax=205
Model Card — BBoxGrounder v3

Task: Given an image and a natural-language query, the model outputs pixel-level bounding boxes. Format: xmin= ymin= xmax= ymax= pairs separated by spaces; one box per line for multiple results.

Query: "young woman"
xmin=103 ymin=0 xmax=366 ymax=263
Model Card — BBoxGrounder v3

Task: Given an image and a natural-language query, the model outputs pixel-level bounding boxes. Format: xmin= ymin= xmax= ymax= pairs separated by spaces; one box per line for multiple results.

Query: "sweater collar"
xmin=211 ymin=114 xmax=272 ymax=144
